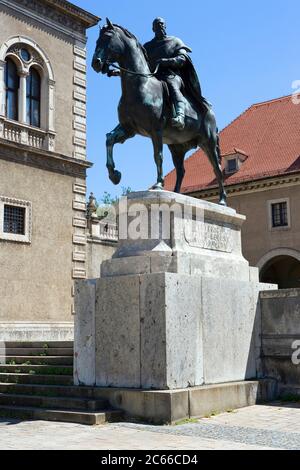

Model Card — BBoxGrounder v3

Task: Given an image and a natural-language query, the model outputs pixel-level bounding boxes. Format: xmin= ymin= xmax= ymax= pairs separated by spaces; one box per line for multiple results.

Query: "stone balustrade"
xmin=98 ymin=221 xmax=118 ymax=241
xmin=88 ymin=217 xmax=118 ymax=242
xmin=0 ymin=117 xmax=55 ymax=152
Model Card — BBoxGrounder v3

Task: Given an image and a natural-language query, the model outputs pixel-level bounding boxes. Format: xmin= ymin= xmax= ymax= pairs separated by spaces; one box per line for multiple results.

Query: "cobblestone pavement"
xmin=0 ymin=403 xmax=299 ymax=450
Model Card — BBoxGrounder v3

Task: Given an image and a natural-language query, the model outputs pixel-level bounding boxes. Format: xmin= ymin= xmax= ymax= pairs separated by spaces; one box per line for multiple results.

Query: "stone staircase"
xmin=0 ymin=341 xmax=123 ymax=425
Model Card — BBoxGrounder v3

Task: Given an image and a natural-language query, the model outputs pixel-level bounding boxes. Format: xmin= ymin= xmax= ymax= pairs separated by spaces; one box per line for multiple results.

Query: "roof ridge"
xmin=251 ymin=94 xmax=293 ymax=108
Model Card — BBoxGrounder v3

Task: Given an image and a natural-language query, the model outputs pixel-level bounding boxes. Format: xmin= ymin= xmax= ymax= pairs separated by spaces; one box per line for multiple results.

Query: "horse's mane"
xmin=104 ymin=23 xmax=149 ymax=63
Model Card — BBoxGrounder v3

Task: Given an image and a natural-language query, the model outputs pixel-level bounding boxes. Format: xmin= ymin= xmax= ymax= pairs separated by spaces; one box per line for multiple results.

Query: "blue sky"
xmin=72 ymin=0 xmax=299 ymax=202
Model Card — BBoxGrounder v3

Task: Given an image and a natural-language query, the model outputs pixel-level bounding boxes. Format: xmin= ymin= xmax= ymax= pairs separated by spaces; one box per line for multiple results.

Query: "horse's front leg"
xmin=151 ymin=131 xmax=164 ymax=190
xmin=106 ymin=124 xmax=134 ymax=185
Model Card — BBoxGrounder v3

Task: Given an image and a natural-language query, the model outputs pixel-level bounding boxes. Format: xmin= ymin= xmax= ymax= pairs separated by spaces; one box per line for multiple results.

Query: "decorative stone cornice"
xmin=188 ymin=173 xmax=300 ymax=200
xmin=0 ymin=0 xmax=100 ymax=41
xmin=0 ymin=138 xmax=92 ymax=178
xmin=42 ymin=0 xmax=100 ymax=27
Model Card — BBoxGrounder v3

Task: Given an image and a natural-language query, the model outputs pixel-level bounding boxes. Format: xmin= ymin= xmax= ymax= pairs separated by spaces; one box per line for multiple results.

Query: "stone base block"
xmin=75 ymin=273 xmax=276 ymax=390
xmin=101 ymin=252 xmax=251 ymax=282
xmin=95 ymin=272 xmax=203 ymax=389
xmin=86 ymin=379 xmax=278 ymax=424
xmin=74 ymin=280 xmax=96 ymax=386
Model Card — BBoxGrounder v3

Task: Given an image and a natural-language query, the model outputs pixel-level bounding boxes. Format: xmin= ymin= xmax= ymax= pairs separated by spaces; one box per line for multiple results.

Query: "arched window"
xmin=5 ymin=58 xmax=19 ymax=121
xmin=26 ymin=67 xmax=41 ymax=127
xmin=0 ymin=37 xmax=55 ymax=150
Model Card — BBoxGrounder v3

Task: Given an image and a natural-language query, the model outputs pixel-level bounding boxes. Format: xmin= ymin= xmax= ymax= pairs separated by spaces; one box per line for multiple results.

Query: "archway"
xmin=259 ymin=252 xmax=300 ymax=289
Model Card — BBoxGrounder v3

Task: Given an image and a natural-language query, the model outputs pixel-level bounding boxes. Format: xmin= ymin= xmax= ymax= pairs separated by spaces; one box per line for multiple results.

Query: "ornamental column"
xmin=18 ymin=70 xmax=29 ymax=124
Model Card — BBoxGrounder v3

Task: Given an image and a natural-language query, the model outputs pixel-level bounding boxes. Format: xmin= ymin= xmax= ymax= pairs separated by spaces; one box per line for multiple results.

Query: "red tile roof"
xmin=165 ymin=95 xmax=300 ymax=193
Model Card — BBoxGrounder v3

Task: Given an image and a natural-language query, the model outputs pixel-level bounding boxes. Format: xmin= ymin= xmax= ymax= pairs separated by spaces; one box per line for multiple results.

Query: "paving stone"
xmin=0 ymin=403 xmax=299 ymax=450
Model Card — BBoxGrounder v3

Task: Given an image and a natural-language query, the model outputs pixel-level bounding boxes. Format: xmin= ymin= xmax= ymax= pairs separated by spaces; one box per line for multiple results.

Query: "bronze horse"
xmin=92 ymin=20 xmax=227 ymax=205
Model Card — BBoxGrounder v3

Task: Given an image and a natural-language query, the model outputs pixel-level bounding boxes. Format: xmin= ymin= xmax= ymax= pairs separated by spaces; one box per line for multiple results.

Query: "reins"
xmin=108 ymin=62 xmax=160 ymax=78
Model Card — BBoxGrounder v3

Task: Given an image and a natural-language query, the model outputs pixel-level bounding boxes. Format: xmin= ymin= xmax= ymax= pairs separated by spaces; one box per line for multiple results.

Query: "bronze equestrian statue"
xmin=92 ymin=18 xmax=227 ymax=205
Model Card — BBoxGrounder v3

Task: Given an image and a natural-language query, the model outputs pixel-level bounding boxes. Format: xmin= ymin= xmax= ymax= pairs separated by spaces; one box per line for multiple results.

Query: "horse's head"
xmin=92 ymin=18 xmax=125 ymax=74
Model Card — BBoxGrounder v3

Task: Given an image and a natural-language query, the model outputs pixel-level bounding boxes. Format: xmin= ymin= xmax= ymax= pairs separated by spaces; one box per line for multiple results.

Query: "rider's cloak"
xmin=143 ymin=35 xmax=211 ymax=113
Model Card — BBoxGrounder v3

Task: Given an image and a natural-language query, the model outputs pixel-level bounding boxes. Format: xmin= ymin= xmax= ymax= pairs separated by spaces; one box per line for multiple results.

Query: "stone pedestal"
xmin=74 ymin=191 xmax=276 ymax=420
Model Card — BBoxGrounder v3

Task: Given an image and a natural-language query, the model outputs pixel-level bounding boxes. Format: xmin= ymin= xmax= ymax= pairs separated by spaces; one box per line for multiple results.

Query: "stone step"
xmin=0 ymin=356 xmax=73 ymax=366
xmin=0 ymin=373 xmax=73 ymax=386
xmin=0 ymin=364 xmax=73 ymax=375
xmin=0 ymin=393 xmax=108 ymax=411
xmin=4 ymin=348 xmax=73 ymax=357
xmin=2 ymin=342 xmax=73 ymax=349
xmin=0 ymin=405 xmax=123 ymax=425
xmin=0 ymin=383 xmax=98 ymax=399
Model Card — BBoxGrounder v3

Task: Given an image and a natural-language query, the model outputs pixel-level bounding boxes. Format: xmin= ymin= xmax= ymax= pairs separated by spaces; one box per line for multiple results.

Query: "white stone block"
xmin=95 ymin=276 xmax=141 ymax=387
xmin=74 ymin=280 xmax=96 ymax=386
xmin=140 ymin=273 xmax=203 ymax=389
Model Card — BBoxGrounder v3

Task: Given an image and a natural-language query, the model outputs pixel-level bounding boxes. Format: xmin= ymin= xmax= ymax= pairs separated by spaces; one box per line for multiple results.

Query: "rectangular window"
xmin=271 ymin=202 xmax=288 ymax=228
xmin=227 ymin=158 xmax=238 ymax=173
xmin=0 ymin=196 xmax=32 ymax=243
xmin=3 ymin=205 xmax=26 ymax=235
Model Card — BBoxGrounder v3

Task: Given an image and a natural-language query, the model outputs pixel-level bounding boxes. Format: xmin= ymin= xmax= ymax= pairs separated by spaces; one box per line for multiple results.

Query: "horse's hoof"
xmin=219 ymin=198 xmax=227 ymax=207
xmin=152 ymin=182 xmax=164 ymax=191
xmin=109 ymin=170 xmax=122 ymax=185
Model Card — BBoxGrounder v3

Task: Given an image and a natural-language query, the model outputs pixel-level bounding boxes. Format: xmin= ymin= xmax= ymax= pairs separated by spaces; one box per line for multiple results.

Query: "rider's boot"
xmin=172 ymin=101 xmax=185 ymax=130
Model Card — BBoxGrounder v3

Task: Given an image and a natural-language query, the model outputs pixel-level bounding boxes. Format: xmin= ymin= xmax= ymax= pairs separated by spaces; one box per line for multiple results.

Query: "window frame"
xmin=0 ymin=196 xmax=32 ymax=243
xmin=267 ymin=198 xmax=291 ymax=231
xmin=5 ymin=57 xmax=19 ymax=122
xmin=226 ymin=157 xmax=238 ymax=174
xmin=4 ymin=204 xmax=26 ymax=235
xmin=26 ymin=66 xmax=41 ymax=128
xmin=0 ymin=37 xmax=56 ymax=151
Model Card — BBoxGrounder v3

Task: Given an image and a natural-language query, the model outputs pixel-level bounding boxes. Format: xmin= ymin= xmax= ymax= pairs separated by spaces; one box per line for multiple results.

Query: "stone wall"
xmin=197 ymin=183 xmax=300 ymax=272
xmin=86 ymin=239 xmax=116 ymax=279
xmin=228 ymin=185 xmax=300 ymax=269
xmin=0 ymin=1 xmax=98 ymax=335
xmin=260 ymin=288 xmax=300 ymax=391
xmin=0 ymin=3 xmax=75 ymax=158
xmin=85 ymin=205 xmax=118 ymax=279
xmin=0 ymin=158 xmax=75 ymax=322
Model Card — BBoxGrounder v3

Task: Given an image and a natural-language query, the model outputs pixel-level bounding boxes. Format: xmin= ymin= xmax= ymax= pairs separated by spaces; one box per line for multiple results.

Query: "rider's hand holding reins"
xmin=107 ymin=69 xmax=120 ymax=77
xmin=156 ymin=56 xmax=186 ymax=69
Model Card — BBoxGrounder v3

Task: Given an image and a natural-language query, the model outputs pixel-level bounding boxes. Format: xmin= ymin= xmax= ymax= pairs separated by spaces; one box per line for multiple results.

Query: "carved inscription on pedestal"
xmin=184 ymin=219 xmax=233 ymax=253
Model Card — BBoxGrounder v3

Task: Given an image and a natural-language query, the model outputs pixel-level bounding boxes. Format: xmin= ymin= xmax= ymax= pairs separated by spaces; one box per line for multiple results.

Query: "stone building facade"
xmin=0 ymin=0 xmax=99 ymax=340
xmin=165 ymin=95 xmax=300 ymax=289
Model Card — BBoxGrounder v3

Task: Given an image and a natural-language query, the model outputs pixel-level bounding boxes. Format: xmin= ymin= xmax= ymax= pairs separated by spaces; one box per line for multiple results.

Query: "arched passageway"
xmin=260 ymin=255 xmax=300 ymax=289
